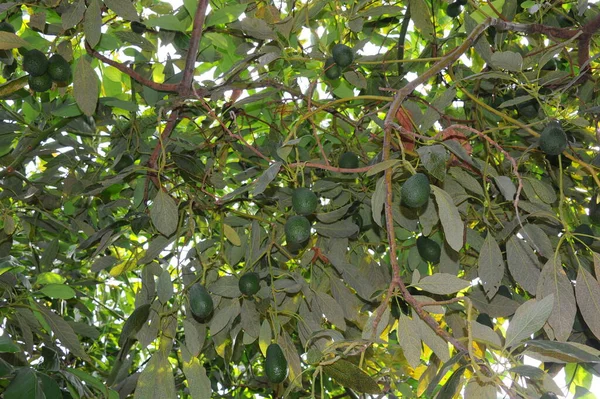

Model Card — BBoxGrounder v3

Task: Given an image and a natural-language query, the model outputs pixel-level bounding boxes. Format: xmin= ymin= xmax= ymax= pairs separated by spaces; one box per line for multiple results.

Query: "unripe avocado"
xmin=446 ymin=2 xmax=462 ymax=18
xmin=339 ymin=151 xmax=359 ymax=169
xmin=476 ymin=313 xmax=494 ymax=329
xmin=48 ymin=54 xmax=71 ymax=82
xmin=189 ymin=283 xmax=213 ymax=322
xmin=401 ymin=173 xmax=430 ymax=208
xmin=324 ymin=57 xmax=341 ymax=79
xmin=573 ymin=224 xmax=594 ymax=248
xmin=0 ymin=21 xmax=15 ymax=33
xmin=292 ymin=187 xmax=318 ymax=215
xmin=284 ymin=215 xmax=311 ymax=245
xmin=265 ymin=343 xmax=288 ymax=383
xmin=131 ymin=21 xmax=146 ymax=34
xmin=332 ymin=44 xmax=353 ymax=68
xmin=239 ymin=272 xmax=260 ymax=296
xmin=28 ymin=73 xmax=52 ymax=92
xmin=539 ymin=122 xmax=567 ymax=155
xmin=22 ymin=49 xmax=48 ymax=77
xmin=416 ymin=236 xmax=441 ymax=263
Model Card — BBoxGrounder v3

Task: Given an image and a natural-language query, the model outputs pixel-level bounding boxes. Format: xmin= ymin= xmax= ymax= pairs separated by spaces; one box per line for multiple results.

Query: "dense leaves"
xmin=1 ymin=0 xmax=600 ymax=398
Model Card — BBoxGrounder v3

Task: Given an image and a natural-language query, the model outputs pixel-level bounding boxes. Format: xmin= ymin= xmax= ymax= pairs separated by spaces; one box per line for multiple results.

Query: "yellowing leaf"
xmin=223 ymin=224 xmax=241 ymax=246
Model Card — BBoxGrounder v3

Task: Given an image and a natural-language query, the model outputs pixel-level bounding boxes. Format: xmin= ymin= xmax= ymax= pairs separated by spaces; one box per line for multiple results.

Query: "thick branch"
xmin=180 ymin=0 xmax=209 ymax=97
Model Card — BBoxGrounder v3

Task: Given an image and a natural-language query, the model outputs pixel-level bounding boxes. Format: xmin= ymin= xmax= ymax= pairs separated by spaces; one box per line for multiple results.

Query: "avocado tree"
xmin=1 ymin=0 xmax=600 ymax=398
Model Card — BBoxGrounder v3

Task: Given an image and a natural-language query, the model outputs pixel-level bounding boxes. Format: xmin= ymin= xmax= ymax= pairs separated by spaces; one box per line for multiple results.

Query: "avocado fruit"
xmin=239 ymin=272 xmax=260 ymax=296
xmin=292 ymin=187 xmax=318 ymax=215
xmin=446 ymin=2 xmax=462 ymax=17
xmin=401 ymin=173 xmax=431 ymax=208
xmin=324 ymin=57 xmax=342 ymax=79
xmin=22 ymin=49 xmax=48 ymax=77
xmin=416 ymin=236 xmax=441 ymax=263
xmin=131 ymin=21 xmax=146 ymax=34
xmin=539 ymin=122 xmax=567 ymax=155
xmin=47 ymin=54 xmax=71 ymax=82
xmin=0 ymin=21 xmax=15 ymax=33
xmin=332 ymin=44 xmax=353 ymax=68
xmin=189 ymin=283 xmax=213 ymax=322
xmin=265 ymin=343 xmax=288 ymax=383
xmin=284 ymin=215 xmax=311 ymax=245
xmin=28 ymin=73 xmax=52 ymax=92
xmin=339 ymin=151 xmax=359 ymax=169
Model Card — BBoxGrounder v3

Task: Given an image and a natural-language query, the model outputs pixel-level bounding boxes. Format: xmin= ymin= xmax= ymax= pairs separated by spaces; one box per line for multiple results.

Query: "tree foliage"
xmin=1 ymin=0 xmax=600 ymax=398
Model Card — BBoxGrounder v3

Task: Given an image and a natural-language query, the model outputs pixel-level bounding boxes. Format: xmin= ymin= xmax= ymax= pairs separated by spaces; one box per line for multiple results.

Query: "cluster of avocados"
xmin=0 ymin=20 xmax=71 ymax=92
xmin=446 ymin=0 xmax=467 ymax=17
xmin=323 ymin=43 xmax=354 ymax=80
xmin=285 ymin=187 xmax=318 ymax=246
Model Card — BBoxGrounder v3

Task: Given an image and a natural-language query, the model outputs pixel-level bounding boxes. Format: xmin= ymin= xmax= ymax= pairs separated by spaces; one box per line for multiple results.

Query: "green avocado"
xmin=265 ymin=343 xmax=288 ymax=383
xmin=23 ymin=49 xmax=48 ymax=77
xmin=324 ymin=57 xmax=342 ymax=79
xmin=339 ymin=151 xmax=359 ymax=169
xmin=48 ymin=54 xmax=71 ymax=82
xmin=285 ymin=215 xmax=311 ymax=245
xmin=238 ymin=272 xmax=260 ymax=296
xmin=539 ymin=122 xmax=567 ymax=155
xmin=292 ymin=187 xmax=318 ymax=215
xmin=28 ymin=73 xmax=52 ymax=92
xmin=416 ymin=236 xmax=441 ymax=263
xmin=446 ymin=2 xmax=462 ymax=18
xmin=189 ymin=283 xmax=213 ymax=322
xmin=401 ymin=173 xmax=430 ymax=208
xmin=332 ymin=43 xmax=354 ymax=68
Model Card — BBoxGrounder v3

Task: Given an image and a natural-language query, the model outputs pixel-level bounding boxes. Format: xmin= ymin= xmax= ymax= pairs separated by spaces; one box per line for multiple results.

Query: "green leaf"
xmin=491 ymin=51 xmax=523 ymax=71
xmin=74 ymin=57 xmax=99 ymax=116
xmin=39 ymin=284 xmax=76 ymax=300
xmin=506 ymin=235 xmax=540 ymax=295
xmin=205 ymin=3 xmax=247 ymax=27
xmin=314 ymin=219 xmax=359 ymax=238
xmin=36 ymin=303 xmax=92 ymax=363
xmin=464 ymin=376 xmax=498 ymax=399
xmin=504 ymin=295 xmax=554 ymax=349
xmin=84 ymin=0 xmax=102 ymax=48
xmin=431 ymin=186 xmax=464 ymax=251
xmin=150 ymin=190 xmax=179 ymax=237
xmin=0 ymin=336 xmax=20 ymax=353
xmin=408 ymin=0 xmax=433 ymax=40
xmin=523 ymin=340 xmax=600 ymax=363
xmin=365 ymin=159 xmax=400 ymax=176
xmin=61 ymin=0 xmax=85 ymax=30
xmin=118 ymin=303 xmax=151 ymax=347
xmin=397 ymin=314 xmax=422 ymax=368
xmin=252 ymin=161 xmax=281 ymax=196
xmin=145 ymin=15 xmax=187 ymax=32
xmin=416 ymin=145 xmax=449 ymax=181
xmin=414 ymin=273 xmax=470 ymax=295
xmin=574 ymin=267 xmax=600 ymax=341
xmin=478 ymin=234 xmax=504 ymax=299
xmin=157 ymin=269 xmax=173 ymax=303
xmin=0 ymin=31 xmax=29 ymax=49
xmin=133 ymin=350 xmax=176 ymax=399
xmin=36 ymin=272 xmax=65 ymax=285
xmin=104 ymin=0 xmax=139 ymax=21
xmin=322 ymin=359 xmax=381 ymax=394
xmin=4 ymin=368 xmax=41 ymax=399
xmin=182 ymin=358 xmax=212 ymax=399
xmin=371 ymin=176 xmax=386 ymax=228
xmin=536 ymin=257 xmax=576 ymax=342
